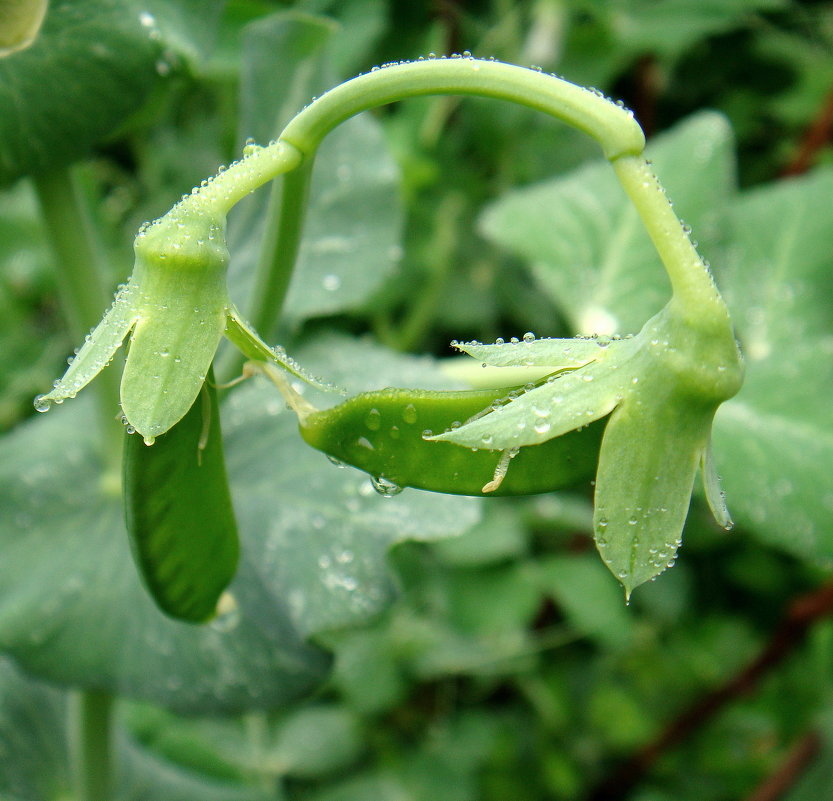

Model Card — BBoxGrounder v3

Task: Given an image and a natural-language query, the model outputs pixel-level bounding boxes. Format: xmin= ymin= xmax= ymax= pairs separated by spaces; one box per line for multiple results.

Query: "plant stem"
xmin=247 ymin=158 xmax=315 ymax=340
xmin=68 ymin=690 xmax=113 ymax=801
xmin=194 ymin=59 xmax=730 ymax=345
xmin=278 ymin=59 xmax=645 ymax=160
xmin=611 ymin=155 xmax=730 ymax=323
xmin=31 ymin=169 xmax=110 ymax=346
xmin=32 ymin=167 xmax=123 ymax=458
xmin=200 ymin=59 xmax=643 ymax=218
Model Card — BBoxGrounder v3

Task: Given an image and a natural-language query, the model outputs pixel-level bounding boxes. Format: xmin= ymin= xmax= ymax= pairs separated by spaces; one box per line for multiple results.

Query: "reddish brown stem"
xmin=782 ymin=84 xmax=833 ymax=176
xmin=744 ymin=731 xmax=822 ymax=801
xmin=586 ymin=580 xmax=833 ymax=801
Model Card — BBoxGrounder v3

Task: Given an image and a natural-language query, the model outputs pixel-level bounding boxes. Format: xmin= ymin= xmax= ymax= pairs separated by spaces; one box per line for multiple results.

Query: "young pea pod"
xmin=298 ymin=386 xmax=604 ymax=497
xmin=123 ymin=369 xmax=239 ymax=623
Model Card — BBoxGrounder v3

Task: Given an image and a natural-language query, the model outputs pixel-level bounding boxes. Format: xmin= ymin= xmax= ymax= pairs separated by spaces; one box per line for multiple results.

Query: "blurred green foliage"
xmin=1 ymin=1 xmax=833 ymax=799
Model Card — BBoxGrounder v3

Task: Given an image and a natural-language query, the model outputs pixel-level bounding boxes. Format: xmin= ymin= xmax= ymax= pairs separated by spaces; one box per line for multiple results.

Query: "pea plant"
xmin=2 ymin=3 xmax=833 ymax=801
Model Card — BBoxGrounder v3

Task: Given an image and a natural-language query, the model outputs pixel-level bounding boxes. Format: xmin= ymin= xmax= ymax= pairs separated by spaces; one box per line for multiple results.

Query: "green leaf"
xmin=0 ymin=0 xmax=224 ymax=184
xmin=479 ymin=112 xmax=735 ymax=335
xmin=0 ymin=658 xmax=69 ymax=801
xmin=536 ymin=554 xmax=633 ymax=649
xmin=712 ymin=168 xmax=833 ymax=562
xmin=226 ymin=11 xmax=403 ymax=327
xmin=0 ymin=657 xmax=271 ymax=801
xmin=0 ymin=338 xmax=480 ymax=713
xmin=598 ymin=0 xmax=787 ymax=60
xmin=269 ymin=705 xmax=364 ymax=779
xmin=124 ymin=372 xmax=239 ymax=623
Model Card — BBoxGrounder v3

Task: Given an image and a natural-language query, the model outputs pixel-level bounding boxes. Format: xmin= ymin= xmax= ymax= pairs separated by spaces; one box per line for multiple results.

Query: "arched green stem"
xmin=611 ymin=155 xmax=731 ymax=323
xmin=200 ymin=58 xmax=727 ymax=329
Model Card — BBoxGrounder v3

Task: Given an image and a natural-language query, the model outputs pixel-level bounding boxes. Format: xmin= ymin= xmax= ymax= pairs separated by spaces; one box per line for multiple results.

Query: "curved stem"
xmin=279 ymin=58 xmax=645 ymax=160
xmin=190 ymin=59 xmax=728 ymax=339
xmin=201 ymin=59 xmax=643 ymax=213
xmin=611 ymin=155 xmax=730 ymax=321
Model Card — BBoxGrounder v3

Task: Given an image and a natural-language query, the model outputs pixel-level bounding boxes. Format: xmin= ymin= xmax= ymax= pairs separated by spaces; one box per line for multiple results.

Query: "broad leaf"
xmin=0 ymin=658 xmax=69 ymax=801
xmin=0 ymin=658 xmax=271 ymax=801
xmin=479 ymin=112 xmax=735 ymax=335
xmin=712 ymin=168 xmax=833 ymax=561
xmin=0 ymin=339 xmax=479 ymax=713
xmin=0 ymin=0 xmax=224 ymax=184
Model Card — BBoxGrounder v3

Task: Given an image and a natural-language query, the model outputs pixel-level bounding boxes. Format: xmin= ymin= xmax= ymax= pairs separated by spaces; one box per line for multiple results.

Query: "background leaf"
xmin=0 ymin=339 xmax=479 ymax=714
xmin=479 ymin=111 xmax=735 ymax=335
xmin=712 ymin=167 xmax=833 ymax=562
xmin=226 ymin=11 xmax=403 ymax=330
xmin=0 ymin=0 xmax=224 ymax=184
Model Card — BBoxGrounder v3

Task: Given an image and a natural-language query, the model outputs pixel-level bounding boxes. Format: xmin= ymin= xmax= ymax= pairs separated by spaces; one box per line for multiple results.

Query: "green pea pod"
xmin=123 ymin=368 xmax=239 ymax=622
xmin=298 ymin=386 xmax=604 ymax=496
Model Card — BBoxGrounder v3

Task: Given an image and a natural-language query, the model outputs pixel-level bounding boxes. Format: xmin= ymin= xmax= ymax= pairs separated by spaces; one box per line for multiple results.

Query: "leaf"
xmin=269 ymin=705 xmax=364 ymax=779
xmin=597 ymin=0 xmax=787 ymax=60
xmin=0 ymin=658 xmax=69 ymax=801
xmin=226 ymin=11 xmax=403 ymax=328
xmin=0 ymin=657 xmax=270 ymax=801
xmin=711 ymin=168 xmax=833 ymax=562
xmin=123 ymin=372 xmax=239 ymax=622
xmin=537 ymin=553 xmax=634 ymax=649
xmin=479 ymin=111 xmax=735 ymax=335
xmin=0 ymin=338 xmax=480 ymax=713
xmin=0 ymin=0 xmax=225 ymax=184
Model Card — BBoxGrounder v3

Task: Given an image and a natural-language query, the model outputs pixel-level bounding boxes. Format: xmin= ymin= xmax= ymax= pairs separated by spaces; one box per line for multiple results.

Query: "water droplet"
xmin=322 ymin=273 xmax=341 ymax=292
xmin=371 ymin=476 xmax=404 ymax=497
xmin=326 ymin=455 xmax=346 ymax=468
xmin=33 ymin=395 xmax=51 ymax=413
xmin=365 ymin=408 xmax=382 ymax=431
xmin=402 ymin=404 xmax=418 ymax=424
xmin=523 ymin=331 xmax=535 ymax=342
xmin=534 ymin=420 xmax=551 ymax=434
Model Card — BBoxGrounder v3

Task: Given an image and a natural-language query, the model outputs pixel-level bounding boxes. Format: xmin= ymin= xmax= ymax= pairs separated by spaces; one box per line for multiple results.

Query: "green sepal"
xmin=120 ymin=256 xmax=229 ymax=444
xmin=455 ymin=336 xmax=621 ymax=368
xmin=0 ymin=0 xmax=47 ymax=55
xmin=593 ymin=378 xmax=713 ymax=598
xmin=429 ymin=336 xmax=641 ymax=451
xmin=225 ymin=305 xmax=340 ymax=393
xmin=123 ymin=368 xmax=239 ymax=623
xmin=35 ymin=279 xmax=139 ymax=410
